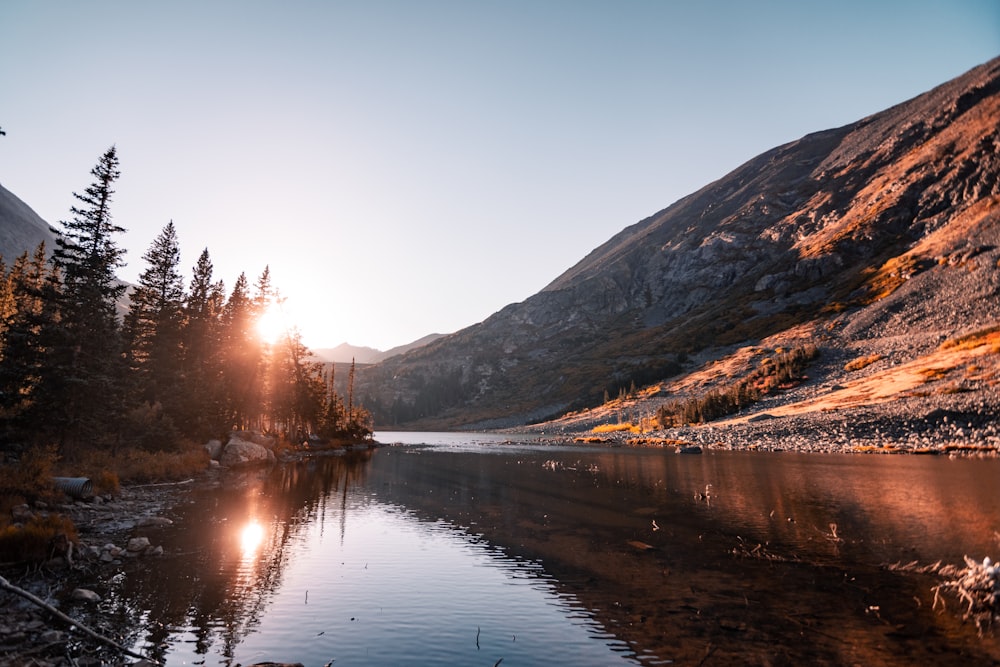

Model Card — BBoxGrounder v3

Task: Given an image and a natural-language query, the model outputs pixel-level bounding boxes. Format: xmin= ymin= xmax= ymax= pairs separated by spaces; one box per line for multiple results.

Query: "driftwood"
xmin=0 ymin=574 xmax=158 ymax=664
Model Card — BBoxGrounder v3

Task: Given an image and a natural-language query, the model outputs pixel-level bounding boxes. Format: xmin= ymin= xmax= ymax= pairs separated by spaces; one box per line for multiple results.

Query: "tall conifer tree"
xmin=125 ymin=221 xmax=185 ymax=406
xmin=0 ymin=244 xmax=57 ymax=448
xmin=221 ymin=273 xmax=260 ymax=430
xmin=43 ymin=146 xmax=128 ymax=450
xmin=180 ymin=248 xmax=227 ymax=438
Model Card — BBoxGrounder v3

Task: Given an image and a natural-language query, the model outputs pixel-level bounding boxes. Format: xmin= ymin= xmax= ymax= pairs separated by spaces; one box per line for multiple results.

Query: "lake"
xmin=104 ymin=432 xmax=1000 ymax=665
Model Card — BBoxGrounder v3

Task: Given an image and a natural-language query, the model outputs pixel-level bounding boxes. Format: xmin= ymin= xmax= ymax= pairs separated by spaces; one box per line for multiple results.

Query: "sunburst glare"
xmin=240 ymin=520 xmax=265 ymax=558
xmin=255 ymin=301 xmax=287 ymax=344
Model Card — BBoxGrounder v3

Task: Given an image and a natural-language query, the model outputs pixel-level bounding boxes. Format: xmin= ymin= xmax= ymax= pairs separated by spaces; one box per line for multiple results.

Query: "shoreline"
xmin=512 ymin=379 xmax=1000 ymax=456
xmin=2 ymin=410 xmax=998 ymax=665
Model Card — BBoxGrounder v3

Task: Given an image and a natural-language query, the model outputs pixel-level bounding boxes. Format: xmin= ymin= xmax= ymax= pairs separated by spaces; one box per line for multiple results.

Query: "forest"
xmin=0 ymin=146 xmax=372 ymax=465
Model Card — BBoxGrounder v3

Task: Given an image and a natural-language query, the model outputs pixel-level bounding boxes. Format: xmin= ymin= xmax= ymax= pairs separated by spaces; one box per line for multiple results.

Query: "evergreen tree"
xmin=121 ymin=221 xmax=187 ymax=450
xmin=125 ymin=221 xmax=185 ymax=406
xmin=221 ymin=272 xmax=261 ymax=430
xmin=0 ymin=244 xmax=56 ymax=448
xmin=42 ymin=146 xmax=128 ymax=451
xmin=266 ymin=327 xmax=325 ymax=438
xmin=179 ymin=248 xmax=227 ymax=439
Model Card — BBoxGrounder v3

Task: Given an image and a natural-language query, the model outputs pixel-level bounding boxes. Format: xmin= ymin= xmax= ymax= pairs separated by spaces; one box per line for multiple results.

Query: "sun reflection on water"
xmin=240 ymin=520 xmax=265 ymax=559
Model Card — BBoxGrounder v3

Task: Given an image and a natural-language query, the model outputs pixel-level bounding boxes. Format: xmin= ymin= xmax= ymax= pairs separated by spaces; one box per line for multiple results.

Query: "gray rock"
xmin=71 ymin=588 xmax=100 ymax=603
xmin=204 ymin=438 xmax=223 ymax=460
xmin=127 ymin=537 xmax=151 ymax=552
xmin=11 ymin=504 xmax=33 ymax=523
xmin=220 ymin=436 xmax=276 ymax=467
xmin=137 ymin=516 xmax=173 ymax=527
xmin=39 ymin=629 xmax=65 ymax=643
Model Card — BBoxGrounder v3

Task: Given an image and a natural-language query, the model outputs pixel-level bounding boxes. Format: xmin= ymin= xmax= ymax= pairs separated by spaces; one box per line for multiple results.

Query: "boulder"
xmin=221 ymin=436 xmax=276 ymax=467
xmin=231 ymin=430 xmax=277 ymax=449
xmin=204 ymin=439 xmax=223 ymax=460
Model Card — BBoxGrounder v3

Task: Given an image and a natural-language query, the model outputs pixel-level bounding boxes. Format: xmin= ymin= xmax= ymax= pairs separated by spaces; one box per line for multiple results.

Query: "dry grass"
xmin=624 ymin=437 xmax=690 ymax=448
xmin=0 ymin=513 xmax=78 ymax=564
xmin=863 ymin=254 xmax=927 ymax=302
xmin=592 ymin=423 xmax=640 ymax=434
xmin=68 ymin=446 xmax=210 ymax=486
xmin=941 ymin=325 xmax=1000 ymax=352
xmin=844 ymin=353 xmax=883 ymax=372
xmin=918 ymin=367 xmax=952 ymax=382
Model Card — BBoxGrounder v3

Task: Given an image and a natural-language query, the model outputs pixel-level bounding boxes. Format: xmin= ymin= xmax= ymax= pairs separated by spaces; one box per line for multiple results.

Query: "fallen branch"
xmin=124 ymin=478 xmax=195 ymax=489
xmin=0 ymin=574 xmax=158 ymax=664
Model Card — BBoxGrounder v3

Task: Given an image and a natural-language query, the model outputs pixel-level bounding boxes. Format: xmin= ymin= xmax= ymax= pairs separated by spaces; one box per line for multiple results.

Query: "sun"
xmin=256 ymin=301 xmax=287 ymax=343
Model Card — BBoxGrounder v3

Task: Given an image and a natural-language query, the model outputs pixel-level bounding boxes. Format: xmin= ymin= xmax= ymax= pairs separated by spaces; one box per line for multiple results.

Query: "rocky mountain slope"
xmin=359 ymin=56 xmax=1000 ymax=430
xmin=0 ymin=182 xmax=58 ymax=262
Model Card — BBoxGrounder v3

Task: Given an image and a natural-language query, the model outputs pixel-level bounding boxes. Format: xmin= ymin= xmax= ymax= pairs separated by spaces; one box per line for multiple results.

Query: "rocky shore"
xmin=0 ymin=478 xmax=200 ymax=667
xmin=557 ymin=391 xmax=1000 ymax=455
xmin=0 ymin=437 xmax=375 ymax=667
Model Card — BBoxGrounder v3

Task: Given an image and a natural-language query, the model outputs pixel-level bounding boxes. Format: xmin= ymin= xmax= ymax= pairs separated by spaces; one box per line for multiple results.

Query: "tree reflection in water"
xmin=103 ymin=449 xmax=375 ymax=664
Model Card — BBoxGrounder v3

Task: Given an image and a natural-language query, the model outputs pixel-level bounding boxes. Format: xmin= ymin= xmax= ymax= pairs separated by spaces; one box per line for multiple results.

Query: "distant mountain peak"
xmin=311 ymin=333 xmax=446 ymax=364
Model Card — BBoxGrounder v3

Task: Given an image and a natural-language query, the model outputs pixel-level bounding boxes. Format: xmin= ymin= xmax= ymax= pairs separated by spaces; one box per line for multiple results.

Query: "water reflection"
xmin=109 ymin=448 xmax=636 ymax=666
xmin=105 ymin=443 xmax=1000 ymax=666
xmin=368 ymin=444 xmax=1000 ymax=665
xmin=239 ymin=520 xmax=265 ymax=560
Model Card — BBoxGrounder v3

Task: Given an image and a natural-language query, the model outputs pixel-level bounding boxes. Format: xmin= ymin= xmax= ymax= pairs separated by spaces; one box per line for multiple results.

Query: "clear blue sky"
xmin=1 ymin=1 xmax=997 ymax=350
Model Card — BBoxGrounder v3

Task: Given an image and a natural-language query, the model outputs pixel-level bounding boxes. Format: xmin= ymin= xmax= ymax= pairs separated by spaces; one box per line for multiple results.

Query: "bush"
xmin=0 ymin=512 xmax=78 ymax=563
xmin=0 ymin=445 xmax=61 ymax=521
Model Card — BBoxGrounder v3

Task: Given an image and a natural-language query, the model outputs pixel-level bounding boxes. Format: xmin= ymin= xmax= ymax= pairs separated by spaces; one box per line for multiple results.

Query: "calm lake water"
xmin=101 ymin=432 xmax=1000 ymax=666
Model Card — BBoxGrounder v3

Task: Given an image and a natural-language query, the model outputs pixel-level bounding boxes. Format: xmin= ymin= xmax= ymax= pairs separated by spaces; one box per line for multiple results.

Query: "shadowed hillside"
xmin=0 ymin=183 xmax=58 ymax=261
xmin=358 ymin=56 xmax=1000 ymax=429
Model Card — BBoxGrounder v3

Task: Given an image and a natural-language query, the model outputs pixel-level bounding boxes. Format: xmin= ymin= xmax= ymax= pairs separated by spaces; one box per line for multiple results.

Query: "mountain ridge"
xmin=311 ymin=333 xmax=446 ymax=364
xmin=0 ymin=182 xmax=58 ymax=261
xmin=358 ymin=56 xmax=1000 ymax=429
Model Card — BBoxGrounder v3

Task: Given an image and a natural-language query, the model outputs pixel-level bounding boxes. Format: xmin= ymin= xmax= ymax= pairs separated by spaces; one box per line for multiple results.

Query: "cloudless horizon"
xmin=1 ymin=1 xmax=998 ymax=350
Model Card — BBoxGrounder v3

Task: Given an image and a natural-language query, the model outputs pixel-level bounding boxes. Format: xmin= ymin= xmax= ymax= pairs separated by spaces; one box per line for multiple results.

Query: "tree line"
xmin=0 ymin=146 xmax=371 ymax=458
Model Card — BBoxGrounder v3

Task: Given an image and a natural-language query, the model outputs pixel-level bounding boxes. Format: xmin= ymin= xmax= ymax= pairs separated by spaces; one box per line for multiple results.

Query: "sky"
xmin=1 ymin=1 xmax=998 ymax=351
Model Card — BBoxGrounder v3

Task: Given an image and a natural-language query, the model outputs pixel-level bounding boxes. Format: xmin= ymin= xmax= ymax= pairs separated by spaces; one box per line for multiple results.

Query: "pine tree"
xmin=179 ymin=248 xmax=227 ymax=439
xmin=43 ymin=146 xmax=128 ymax=451
xmin=221 ymin=272 xmax=261 ymax=430
xmin=125 ymin=221 xmax=185 ymax=406
xmin=266 ymin=327 xmax=325 ymax=438
xmin=0 ymin=244 xmax=56 ymax=448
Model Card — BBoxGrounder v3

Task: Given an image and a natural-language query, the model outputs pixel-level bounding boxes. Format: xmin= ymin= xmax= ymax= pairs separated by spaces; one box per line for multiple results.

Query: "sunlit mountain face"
xmin=356 ymin=57 xmax=1000 ymax=431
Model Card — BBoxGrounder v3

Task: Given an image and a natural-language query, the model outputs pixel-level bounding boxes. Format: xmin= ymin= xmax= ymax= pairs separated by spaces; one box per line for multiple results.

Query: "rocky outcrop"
xmin=359 ymin=57 xmax=1000 ymax=428
xmin=220 ymin=434 xmax=276 ymax=467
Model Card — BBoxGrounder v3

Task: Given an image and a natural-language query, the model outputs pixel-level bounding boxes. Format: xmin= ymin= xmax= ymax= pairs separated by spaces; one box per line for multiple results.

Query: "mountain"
xmin=312 ymin=334 xmax=446 ymax=364
xmin=0 ymin=182 xmax=58 ymax=261
xmin=358 ymin=56 xmax=1000 ymax=429
xmin=0 ymin=182 xmax=135 ymax=315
